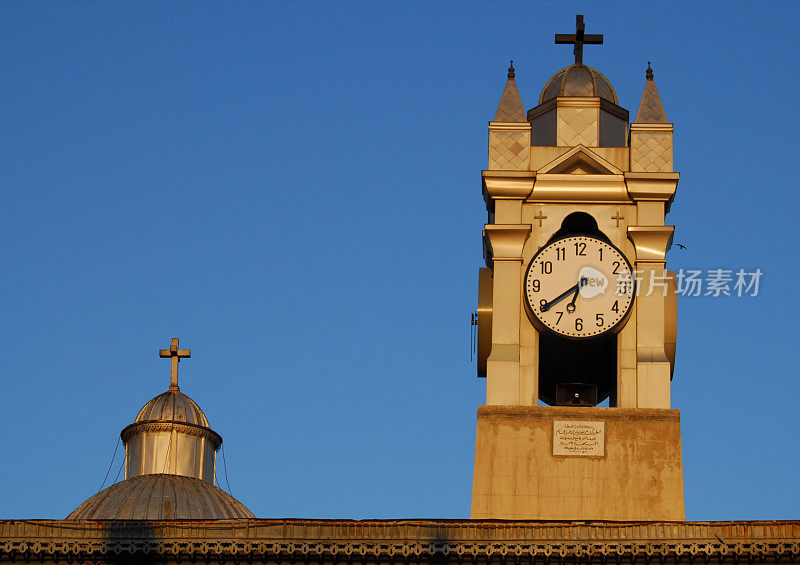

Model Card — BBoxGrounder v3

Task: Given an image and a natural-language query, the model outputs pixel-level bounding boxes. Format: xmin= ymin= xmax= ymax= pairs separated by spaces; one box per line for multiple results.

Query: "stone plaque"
xmin=553 ymin=420 xmax=605 ymax=456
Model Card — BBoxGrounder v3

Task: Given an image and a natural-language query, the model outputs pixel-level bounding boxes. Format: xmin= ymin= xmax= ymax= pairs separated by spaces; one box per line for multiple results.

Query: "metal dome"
xmin=121 ymin=388 xmax=221 ymax=482
xmin=67 ymin=474 xmax=254 ymax=520
xmin=134 ymin=390 xmax=210 ymax=427
xmin=539 ymin=64 xmax=618 ymax=105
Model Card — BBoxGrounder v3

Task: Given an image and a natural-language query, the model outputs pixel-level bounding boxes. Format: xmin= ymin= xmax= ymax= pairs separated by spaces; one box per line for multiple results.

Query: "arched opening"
xmin=548 ymin=211 xmax=608 ymax=242
xmin=538 ymin=212 xmax=617 ymax=407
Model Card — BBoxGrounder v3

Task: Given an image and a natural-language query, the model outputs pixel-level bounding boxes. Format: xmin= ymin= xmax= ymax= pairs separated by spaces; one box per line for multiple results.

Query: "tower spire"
xmin=493 ymin=60 xmax=525 ymax=122
xmin=634 ymin=62 xmax=668 ymax=123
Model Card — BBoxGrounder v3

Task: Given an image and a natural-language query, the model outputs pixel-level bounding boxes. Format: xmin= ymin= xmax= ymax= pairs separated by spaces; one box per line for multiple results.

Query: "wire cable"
xmin=221 ymin=445 xmax=233 ymax=495
xmin=112 ymin=453 xmax=125 ymax=484
xmin=96 ymin=437 xmax=121 ymax=493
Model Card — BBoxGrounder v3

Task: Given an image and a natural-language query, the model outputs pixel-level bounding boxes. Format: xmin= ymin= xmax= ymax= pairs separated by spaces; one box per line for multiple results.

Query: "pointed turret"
xmin=629 ymin=62 xmax=674 ymax=173
xmin=634 ymin=63 xmax=668 ymax=123
xmin=493 ymin=61 xmax=526 ymax=122
xmin=488 ymin=61 xmax=531 ymax=170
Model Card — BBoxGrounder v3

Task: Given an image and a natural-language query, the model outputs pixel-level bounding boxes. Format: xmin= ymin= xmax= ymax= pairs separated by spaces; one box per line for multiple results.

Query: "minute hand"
xmin=540 ymin=283 xmax=579 ymax=312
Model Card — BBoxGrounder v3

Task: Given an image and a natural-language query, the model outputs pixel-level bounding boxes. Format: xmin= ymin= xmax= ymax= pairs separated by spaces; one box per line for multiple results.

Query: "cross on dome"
xmin=555 ymin=14 xmax=603 ymax=65
xmin=159 ymin=337 xmax=191 ymax=391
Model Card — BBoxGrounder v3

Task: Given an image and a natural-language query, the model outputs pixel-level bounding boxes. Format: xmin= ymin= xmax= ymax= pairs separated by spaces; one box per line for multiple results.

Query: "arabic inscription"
xmin=553 ymin=420 xmax=605 ymax=456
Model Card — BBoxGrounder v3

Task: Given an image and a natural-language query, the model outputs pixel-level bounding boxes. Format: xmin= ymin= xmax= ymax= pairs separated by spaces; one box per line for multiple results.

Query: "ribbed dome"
xmin=539 ymin=64 xmax=618 ymax=104
xmin=135 ymin=390 xmax=209 ymax=427
xmin=67 ymin=474 xmax=254 ymax=520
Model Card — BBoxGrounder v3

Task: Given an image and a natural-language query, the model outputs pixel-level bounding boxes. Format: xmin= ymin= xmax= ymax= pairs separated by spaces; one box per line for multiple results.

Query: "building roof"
xmin=133 ymin=389 xmax=210 ymax=427
xmin=4 ymin=519 xmax=799 ymax=562
xmin=66 ymin=474 xmax=254 ymax=520
xmin=539 ymin=64 xmax=618 ymax=105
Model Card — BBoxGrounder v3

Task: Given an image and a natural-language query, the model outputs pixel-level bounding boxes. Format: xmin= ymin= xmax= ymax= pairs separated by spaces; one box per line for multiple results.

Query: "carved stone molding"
xmin=531 ymin=174 xmax=629 ymax=203
xmin=120 ymin=420 xmax=222 ymax=448
xmin=2 ymin=536 xmax=799 ymax=563
xmin=627 ymin=226 xmax=675 ymax=263
xmin=625 ymin=171 xmax=679 ymax=201
xmin=2 ymin=520 xmax=798 ymax=563
xmin=482 ymin=171 xmax=536 ymax=201
xmin=483 ymin=225 xmax=531 ymax=262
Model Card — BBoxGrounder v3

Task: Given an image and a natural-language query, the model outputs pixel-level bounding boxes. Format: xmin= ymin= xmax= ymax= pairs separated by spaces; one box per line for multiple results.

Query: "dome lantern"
xmin=527 ymin=15 xmax=629 ymax=148
xmin=121 ymin=338 xmax=220 ymax=483
xmin=528 ymin=63 xmax=629 ymax=148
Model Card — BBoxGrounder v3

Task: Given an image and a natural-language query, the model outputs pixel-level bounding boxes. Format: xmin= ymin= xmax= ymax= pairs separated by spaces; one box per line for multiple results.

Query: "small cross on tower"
xmin=555 ymin=15 xmax=603 ymax=65
xmin=159 ymin=337 xmax=191 ymax=391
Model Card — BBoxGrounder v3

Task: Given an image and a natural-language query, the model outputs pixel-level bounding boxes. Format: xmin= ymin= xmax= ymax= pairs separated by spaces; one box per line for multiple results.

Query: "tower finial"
xmin=159 ymin=337 xmax=191 ymax=391
xmin=508 ymin=60 xmax=515 ymax=79
xmin=646 ymin=61 xmax=653 ymax=80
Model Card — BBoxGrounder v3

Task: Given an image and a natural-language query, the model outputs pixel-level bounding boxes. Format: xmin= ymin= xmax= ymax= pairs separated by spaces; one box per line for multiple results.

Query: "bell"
xmin=555 ymin=383 xmax=598 ymax=407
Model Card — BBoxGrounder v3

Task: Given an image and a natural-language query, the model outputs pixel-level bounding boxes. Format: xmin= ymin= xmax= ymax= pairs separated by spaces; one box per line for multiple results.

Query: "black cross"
xmin=555 ymin=15 xmax=603 ymax=65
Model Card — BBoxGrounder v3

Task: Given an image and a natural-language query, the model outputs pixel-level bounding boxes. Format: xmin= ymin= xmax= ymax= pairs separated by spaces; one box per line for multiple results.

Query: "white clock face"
xmin=524 ymin=235 xmax=634 ymax=339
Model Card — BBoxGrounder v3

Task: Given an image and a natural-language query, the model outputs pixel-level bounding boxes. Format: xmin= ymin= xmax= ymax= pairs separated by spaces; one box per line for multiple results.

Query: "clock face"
xmin=524 ymin=235 xmax=635 ymax=339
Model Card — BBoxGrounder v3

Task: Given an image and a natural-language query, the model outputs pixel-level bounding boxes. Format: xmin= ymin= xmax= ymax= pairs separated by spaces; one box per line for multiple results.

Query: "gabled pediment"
xmin=537 ymin=145 xmax=623 ymax=175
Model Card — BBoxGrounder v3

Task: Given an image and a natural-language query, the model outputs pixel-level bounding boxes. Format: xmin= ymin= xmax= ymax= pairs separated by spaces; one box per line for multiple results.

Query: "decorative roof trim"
xmin=630 ymin=123 xmax=673 ymax=132
xmin=527 ymin=97 xmax=628 ymax=122
xmin=1 ymin=520 xmax=798 ymax=561
xmin=488 ymin=122 xmax=532 ymax=131
xmin=121 ymin=421 xmax=222 ymax=448
xmin=527 ymin=98 xmax=556 ymax=121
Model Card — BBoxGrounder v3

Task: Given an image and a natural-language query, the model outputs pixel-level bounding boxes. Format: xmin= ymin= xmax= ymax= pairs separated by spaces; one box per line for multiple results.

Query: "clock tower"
xmin=472 ymin=16 xmax=684 ymax=520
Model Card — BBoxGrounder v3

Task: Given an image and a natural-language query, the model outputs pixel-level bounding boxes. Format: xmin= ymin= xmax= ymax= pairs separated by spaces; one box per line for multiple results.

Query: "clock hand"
xmin=566 ymin=286 xmax=579 ymax=313
xmin=540 ymin=283 xmax=579 ymax=312
xmin=566 ymin=276 xmax=589 ymax=313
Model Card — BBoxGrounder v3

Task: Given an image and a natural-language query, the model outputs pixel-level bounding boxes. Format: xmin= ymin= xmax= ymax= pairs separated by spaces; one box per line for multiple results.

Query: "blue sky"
xmin=1 ymin=1 xmax=798 ymax=521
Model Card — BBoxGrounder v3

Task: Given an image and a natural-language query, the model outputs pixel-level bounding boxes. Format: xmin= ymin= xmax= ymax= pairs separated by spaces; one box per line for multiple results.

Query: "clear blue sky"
xmin=1 ymin=2 xmax=798 ymax=521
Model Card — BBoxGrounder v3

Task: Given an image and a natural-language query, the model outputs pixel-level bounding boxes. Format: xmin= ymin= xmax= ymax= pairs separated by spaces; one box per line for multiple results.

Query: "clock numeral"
xmin=599 ymin=247 xmax=603 ymax=261
xmin=611 ymin=300 xmax=619 ymax=313
xmin=539 ymin=299 xmax=547 ymax=311
xmin=556 ymin=247 xmax=565 ymax=260
xmin=531 ymin=279 xmax=540 ymax=292
xmin=574 ymin=242 xmax=586 ymax=256
xmin=596 ymin=313 xmax=604 ymax=327
xmin=575 ymin=318 xmax=583 ymax=331
xmin=541 ymin=261 xmax=552 ymax=274
xmin=556 ymin=312 xmax=563 ymax=324
xmin=612 ymin=261 xmax=620 ymax=274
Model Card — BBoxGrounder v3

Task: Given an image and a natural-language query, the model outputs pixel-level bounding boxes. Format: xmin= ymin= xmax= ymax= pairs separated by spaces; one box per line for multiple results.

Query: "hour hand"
xmin=566 ymin=285 xmax=580 ymax=313
xmin=540 ymin=283 xmax=579 ymax=312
